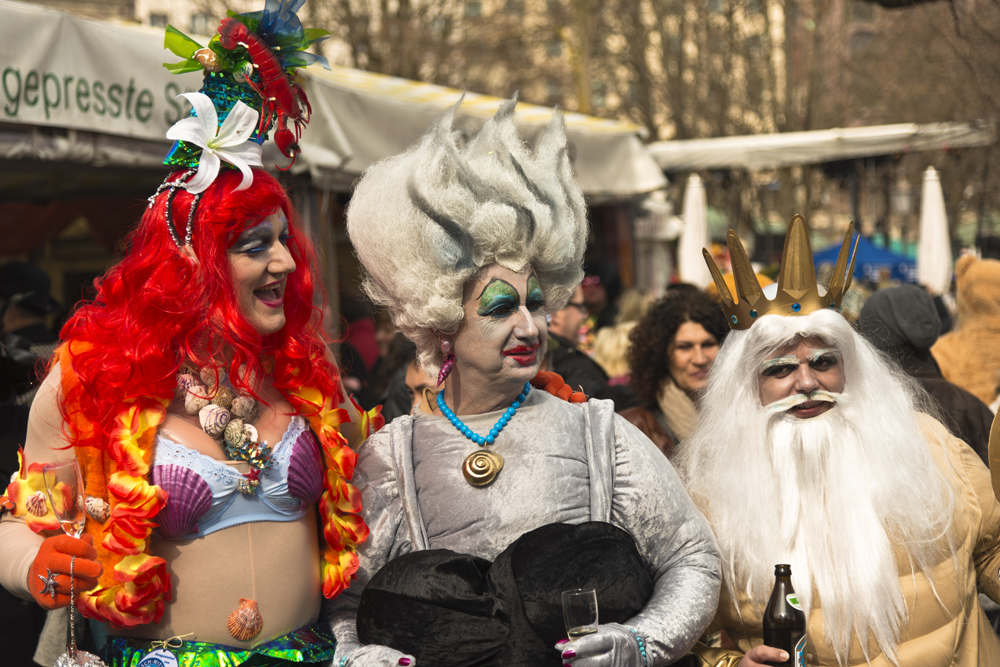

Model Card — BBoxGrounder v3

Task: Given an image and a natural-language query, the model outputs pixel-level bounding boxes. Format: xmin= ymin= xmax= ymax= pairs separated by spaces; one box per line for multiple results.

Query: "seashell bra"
xmin=152 ymin=415 xmax=324 ymax=539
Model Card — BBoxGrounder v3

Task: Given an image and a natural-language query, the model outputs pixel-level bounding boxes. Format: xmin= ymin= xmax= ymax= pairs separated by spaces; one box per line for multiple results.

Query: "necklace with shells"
xmin=177 ymin=366 xmax=273 ymax=495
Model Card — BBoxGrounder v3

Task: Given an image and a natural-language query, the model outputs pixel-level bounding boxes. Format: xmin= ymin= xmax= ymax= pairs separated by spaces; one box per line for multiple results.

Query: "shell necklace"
xmin=177 ymin=366 xmax=273 ymax=495
xmin=436 ymin=382 xmax=530 ymax=487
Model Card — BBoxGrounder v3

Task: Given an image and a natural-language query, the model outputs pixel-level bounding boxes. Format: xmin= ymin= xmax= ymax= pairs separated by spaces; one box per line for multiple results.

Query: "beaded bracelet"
xmin=339 ymin=657 xmax=349 ymax=667
xmin=625 ymin=626 xmax=648 ymax=667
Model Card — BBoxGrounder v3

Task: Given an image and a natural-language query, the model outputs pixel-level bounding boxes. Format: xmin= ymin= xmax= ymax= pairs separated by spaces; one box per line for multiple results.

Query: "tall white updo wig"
xmin=347 ymin=98 xmax=588 ymax=373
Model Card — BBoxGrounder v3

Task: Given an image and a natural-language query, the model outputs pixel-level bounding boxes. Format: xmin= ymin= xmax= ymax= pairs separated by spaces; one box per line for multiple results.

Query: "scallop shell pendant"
xmin=85 ymin=496 xmax=110 ymax=523
xmin=228 ymin=597 xmax=263 ymax=641
xmin=26 ymin=491 xmax=48 ymax=516
xmin=462 ymin=450 xmax=504 ymax=487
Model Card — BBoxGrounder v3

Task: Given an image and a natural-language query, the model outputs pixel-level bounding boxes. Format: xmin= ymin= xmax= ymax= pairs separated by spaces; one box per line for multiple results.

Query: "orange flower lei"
xmin=286 ymin=388 xmax=382 ymax=598
xmin=0 ymin=343 xmax=379 ymax=627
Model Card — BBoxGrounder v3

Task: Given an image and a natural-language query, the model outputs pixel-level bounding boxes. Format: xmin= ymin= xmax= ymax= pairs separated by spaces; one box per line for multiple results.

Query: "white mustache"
xmin=766 ymin=391 xmax=839 ymax=414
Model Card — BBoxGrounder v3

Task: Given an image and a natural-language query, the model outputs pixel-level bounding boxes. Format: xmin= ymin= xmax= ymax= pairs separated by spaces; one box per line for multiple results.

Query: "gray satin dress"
xmin=327 ymin=390 xmax=721 ymax=666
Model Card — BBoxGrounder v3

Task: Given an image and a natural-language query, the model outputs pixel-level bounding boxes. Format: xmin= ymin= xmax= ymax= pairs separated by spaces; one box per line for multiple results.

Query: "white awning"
xmin=0 ymin=0 xmax=665 ymax=198
xmin=647 ymin=122 xmax=996 ymax=172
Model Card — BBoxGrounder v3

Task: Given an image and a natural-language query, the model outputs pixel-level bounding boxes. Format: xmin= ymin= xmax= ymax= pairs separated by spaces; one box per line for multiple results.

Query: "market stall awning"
xmin=0 ymin=0 xmax=665 ymax=198
xmin=647 ymin=122 xmax=996 ymax=173
xmin=300 ymin=67 xmax=666 ymax=198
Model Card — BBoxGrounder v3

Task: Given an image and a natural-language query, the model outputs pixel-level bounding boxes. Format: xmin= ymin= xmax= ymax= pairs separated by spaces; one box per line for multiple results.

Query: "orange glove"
xmin=531 ymin=371 xmax=588 ymax=403
xmin=29 ymin=534 xmax=102 ymax=610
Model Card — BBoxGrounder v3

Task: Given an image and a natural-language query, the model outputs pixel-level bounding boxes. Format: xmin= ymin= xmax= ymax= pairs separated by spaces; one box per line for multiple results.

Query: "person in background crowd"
xmin=374 ymin=309 xmax=396 ymax=362
xmin=339 ymin=293 xmax=379 ymax=399
xmin=371 ymin=334 xmax=417 ymax=423
xmin=375 ymin=336 xmax=437 ymax=424
xmin=932 ymin=255 xmax=1000 ymax=406
xmin=545 ymin=283 xmax=639 ymax=411
xmin=858 ymin=284 xmax=994 ymax=465
xmin=582 ymin=258 xmax=621 ymax=332
xmin=627 ymin=290 xmax=728 ymax=449
xmin=592 ymin=321 xmax=636 ymax=386
xmin=366 ymin=309 xmax=400 ymax=404
xmin=0 ymin=262 xmax=60 ymax=408
xmin=402 ymin=357 xmax=436 ymax=413
xmin=0 ymin=263 xmax=56 ymax=667
xmin=614 ymin=287 xmax=656 ymax=325
xmin=681 ymin=216 xmax=1000 ymax=667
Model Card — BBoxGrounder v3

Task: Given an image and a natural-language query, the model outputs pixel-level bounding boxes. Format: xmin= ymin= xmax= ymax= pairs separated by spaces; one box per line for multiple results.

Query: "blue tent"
xmin=813 ymin=235 xmax=917 ymax=283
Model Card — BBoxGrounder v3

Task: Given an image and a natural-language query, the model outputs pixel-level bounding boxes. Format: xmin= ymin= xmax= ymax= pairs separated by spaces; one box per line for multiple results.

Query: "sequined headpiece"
xmin=703 ymin=214 xmax=859 ymax=330
xmin=162 ymin=0 xmax=328 ymax=170
xmin=150 ymin=0 xmax=329 ymax=248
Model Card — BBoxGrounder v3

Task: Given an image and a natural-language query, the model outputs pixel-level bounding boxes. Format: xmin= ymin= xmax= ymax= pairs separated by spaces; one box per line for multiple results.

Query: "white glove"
xmin=339 ymin=645 xmax=416 ymax=666
xmin=554 ymin=623 xmax=645 ymax=667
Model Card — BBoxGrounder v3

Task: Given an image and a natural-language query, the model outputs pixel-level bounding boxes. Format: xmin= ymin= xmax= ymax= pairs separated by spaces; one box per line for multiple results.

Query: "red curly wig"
xmin=59 ymin=167 xmax=341 ymax=449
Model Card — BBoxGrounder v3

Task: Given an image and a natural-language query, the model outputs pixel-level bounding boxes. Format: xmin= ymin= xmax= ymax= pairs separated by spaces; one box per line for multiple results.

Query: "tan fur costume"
xmin=932 ymin=255 xmax=1000 ymax=404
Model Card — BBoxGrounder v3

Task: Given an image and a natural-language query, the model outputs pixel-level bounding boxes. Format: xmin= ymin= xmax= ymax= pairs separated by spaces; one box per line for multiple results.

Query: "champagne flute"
xmin=42 ymin=459 xmax=86 ymax=538
xmin=562 ymin=588 xmax=599 ymax=640
xmin=42 ymin=459 xmax=106 ymax=667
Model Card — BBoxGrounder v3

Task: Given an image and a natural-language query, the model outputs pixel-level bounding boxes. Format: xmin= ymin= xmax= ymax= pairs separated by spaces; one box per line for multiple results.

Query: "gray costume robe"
xmin=328 ymin=390 xmax=720 ymax=666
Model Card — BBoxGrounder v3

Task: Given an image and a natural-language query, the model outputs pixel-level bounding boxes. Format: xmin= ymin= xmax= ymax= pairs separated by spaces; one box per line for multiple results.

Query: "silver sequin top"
xmin=327 ymin=391 xmax=721 ymax=666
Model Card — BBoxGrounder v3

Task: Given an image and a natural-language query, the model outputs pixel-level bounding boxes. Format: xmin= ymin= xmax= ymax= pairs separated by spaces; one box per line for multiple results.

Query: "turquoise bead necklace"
xmin=437 ymin=382 xmax=530 ymax=445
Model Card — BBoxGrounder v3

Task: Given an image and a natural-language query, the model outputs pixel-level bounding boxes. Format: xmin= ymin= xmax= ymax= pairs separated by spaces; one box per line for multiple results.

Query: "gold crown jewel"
xmin=703 ymin=214 xmax=859 ymax=330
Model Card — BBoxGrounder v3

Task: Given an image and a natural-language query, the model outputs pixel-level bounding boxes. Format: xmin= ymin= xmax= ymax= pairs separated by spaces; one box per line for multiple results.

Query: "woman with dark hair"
xmin=0 ymin=5 xmax=375 ymax=665
xmin=628 ymin=291 xmax=728 ymax=450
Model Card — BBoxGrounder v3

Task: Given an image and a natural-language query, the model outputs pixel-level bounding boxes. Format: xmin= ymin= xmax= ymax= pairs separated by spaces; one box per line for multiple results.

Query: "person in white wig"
xmin=679 ymin=216 xmax=1000 ymax=667
xmin=326 ymin=98 xmax=721 ymax=667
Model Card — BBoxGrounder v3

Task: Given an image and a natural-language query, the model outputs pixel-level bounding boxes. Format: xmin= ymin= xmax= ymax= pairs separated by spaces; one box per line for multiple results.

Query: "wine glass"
xmin=42 ymin=459 xmax=106 ymax=667
xmin=562 ymin=588 xmax=599 ymax=640
xmin=42 ymin=459 xmax=86 ymax=538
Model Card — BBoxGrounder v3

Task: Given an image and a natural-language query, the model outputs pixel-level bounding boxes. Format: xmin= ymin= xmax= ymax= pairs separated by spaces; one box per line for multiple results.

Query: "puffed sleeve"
xmin=325 ymin=425 xmax=409 ymax=661
xmin=609 ymin=413 xmax=722 ymax=665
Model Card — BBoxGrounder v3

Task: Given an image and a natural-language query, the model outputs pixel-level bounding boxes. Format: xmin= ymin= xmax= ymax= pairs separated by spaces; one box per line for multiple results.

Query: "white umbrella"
xmin=677 ymin=173 xmax=712 ymax=288
xmin=917 ymin=166 xmax=952 ymax=294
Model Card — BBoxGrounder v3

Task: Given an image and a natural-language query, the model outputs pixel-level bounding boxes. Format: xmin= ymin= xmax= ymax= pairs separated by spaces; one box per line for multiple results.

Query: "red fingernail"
xmin=556 ymin=639 xmax=569 ymax=645
xmin=398 ymin=659 xmax=412 ymax=666
xmin=564 ymin=664 xmax=572 ymax=667
xmin=562 ymin=650 xmax=577 ymax=658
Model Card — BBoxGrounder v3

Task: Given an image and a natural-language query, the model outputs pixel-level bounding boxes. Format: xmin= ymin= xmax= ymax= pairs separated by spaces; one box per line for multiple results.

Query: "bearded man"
xmin=680 ymin=216 xmax=1000 ymax=667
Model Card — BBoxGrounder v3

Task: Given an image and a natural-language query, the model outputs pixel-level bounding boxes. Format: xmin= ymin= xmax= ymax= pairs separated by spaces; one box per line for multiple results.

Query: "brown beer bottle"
xmin=762 ymin=564 xmax=807 ymax=667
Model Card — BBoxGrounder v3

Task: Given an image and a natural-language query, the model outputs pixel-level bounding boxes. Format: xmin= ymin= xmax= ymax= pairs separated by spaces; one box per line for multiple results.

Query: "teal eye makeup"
xmin=526 ymin=275 xmax=544 ymax=311
xmin=477 ymin=279 xmax=520 ymax=318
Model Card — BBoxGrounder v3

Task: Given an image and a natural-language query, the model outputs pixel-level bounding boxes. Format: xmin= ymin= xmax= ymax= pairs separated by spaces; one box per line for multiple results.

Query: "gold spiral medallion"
xmin=462 ymin=450 xmax=504 ymax=487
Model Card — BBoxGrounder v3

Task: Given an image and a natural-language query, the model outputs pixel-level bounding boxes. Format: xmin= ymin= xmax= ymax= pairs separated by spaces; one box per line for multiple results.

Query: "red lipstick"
xmin=503 ymin=343 xmax=540 ymax=367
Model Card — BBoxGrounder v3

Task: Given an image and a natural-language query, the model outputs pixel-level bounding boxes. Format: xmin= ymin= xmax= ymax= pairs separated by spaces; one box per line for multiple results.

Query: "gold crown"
xmin=703 ymin=214 xmax=859 ymax=330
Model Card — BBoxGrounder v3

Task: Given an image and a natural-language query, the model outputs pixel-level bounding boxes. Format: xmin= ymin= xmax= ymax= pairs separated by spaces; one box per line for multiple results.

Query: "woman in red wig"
xmin=0 ymin=3 xmax=374 ymax=665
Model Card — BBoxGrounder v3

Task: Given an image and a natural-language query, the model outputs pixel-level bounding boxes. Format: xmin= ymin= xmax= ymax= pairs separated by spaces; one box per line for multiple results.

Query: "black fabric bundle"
xmin=357 ymin=522 xmax=653 ymax=667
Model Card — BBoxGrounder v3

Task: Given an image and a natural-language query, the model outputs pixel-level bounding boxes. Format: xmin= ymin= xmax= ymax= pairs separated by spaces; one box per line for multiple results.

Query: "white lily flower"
xmin=166 ymin=92 xmax=264 ymax=194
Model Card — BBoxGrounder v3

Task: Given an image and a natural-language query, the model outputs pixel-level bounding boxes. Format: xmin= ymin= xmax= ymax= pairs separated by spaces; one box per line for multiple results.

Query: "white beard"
xmin=688 ymin=394 xmax=955 ymax=666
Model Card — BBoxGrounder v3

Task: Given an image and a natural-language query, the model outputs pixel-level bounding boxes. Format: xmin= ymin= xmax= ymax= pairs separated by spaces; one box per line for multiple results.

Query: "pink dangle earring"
xmin=438 ymin=340 xmax=456 ymax=387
